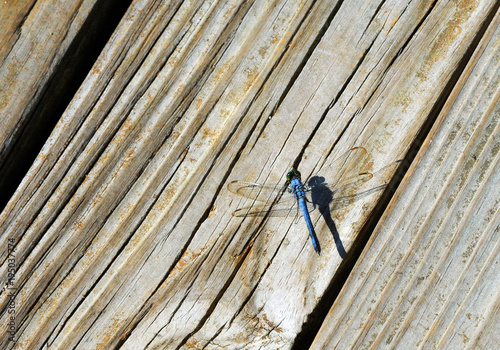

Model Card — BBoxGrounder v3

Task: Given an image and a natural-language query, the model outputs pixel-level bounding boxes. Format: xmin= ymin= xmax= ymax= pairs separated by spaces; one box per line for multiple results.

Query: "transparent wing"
xmin=307 ymin=172 xmax=373 ymax=208
xmin=326 ymin=147 xmax=371 ymax=186
xmin=308 ymin=158 xmax=402 ymax=211
xmin=231 ymin=193 xmax=319 ymax=217
xmin=329 ymin=184 xmax=386 ymax=209
xmin=227 ymin=180 xmax=293 ymax=202
xmin=232 ymin=200 xmax=295 ymax=217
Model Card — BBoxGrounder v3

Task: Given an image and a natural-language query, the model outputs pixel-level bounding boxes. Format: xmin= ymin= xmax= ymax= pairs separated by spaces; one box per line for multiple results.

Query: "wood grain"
xmin=0 ymin=0 xmax=100 ymax=166
xmin=0 ymin=0 xmax=497 ymax=349
xmin=312 ymin=6 xmax=500 ymax=349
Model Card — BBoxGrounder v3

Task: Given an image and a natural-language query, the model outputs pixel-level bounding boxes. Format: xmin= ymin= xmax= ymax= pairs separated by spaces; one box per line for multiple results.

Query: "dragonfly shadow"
xmin=308 ymin=176 xmax=347 ymax=259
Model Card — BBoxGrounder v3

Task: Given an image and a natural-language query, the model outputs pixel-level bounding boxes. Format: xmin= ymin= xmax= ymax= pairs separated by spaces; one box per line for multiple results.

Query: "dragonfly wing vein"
xmin=232 ymin=196 xmax=298 ymax=217
xmin=227 ymin=180 xmax=292 ymax=202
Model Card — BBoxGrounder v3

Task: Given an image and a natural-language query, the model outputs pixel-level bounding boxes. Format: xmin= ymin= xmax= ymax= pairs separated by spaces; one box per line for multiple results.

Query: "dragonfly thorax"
xmin=287 ymin=169 xmax=307 ymax=199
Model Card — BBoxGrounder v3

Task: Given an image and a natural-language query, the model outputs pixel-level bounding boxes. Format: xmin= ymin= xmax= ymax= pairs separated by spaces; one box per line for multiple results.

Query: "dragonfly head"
xmin=286 ymin=169 xmax=301 ymax=182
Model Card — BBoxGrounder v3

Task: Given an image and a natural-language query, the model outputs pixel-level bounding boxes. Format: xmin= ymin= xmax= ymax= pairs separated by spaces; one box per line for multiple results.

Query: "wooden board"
xmin=0 ymin=0 xmax=100 ymax=162
xmin=312 ymin=7 xmax=500 ymax=349
xmin=0 ymin=0 xmax=498 ymax=349
xmin=0 ymin=0 xmax=129 ymax=208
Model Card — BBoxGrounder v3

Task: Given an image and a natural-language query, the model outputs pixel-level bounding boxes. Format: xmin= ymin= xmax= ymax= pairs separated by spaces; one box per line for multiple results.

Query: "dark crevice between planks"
xmin=291 ymin=1 xmax=500 ymax=349
xmin=0 ymin=0 xmax=133 ymax=211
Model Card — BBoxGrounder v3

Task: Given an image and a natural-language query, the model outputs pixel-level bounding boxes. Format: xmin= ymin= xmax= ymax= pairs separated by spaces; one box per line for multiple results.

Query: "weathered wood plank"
xmin=0 ymin=0 xmax=129 ymax=208
xmin=0 ymin=1 xmax=36 ymax=64
xmin=0 ymin=0 xmax=99 ymax=164
xmin=0 ymin=0 xmax=497 ymax=349
xmin=312 ymin=7 xmax=500 ymax=349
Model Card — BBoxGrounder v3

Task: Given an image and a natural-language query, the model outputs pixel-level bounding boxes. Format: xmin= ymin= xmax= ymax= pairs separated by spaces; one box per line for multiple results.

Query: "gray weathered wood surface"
xmin=0 ymin=0 xmax=498 ymax=349
xmin=312 ymin=6 xmax=500 ymax=349
xmin=0 ymin=0 xmax=101 ymax=167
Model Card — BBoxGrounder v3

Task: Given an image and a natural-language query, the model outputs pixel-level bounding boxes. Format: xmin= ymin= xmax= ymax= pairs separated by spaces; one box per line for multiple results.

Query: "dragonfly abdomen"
xmin=290 ymin=177 xmax=320 ymax=254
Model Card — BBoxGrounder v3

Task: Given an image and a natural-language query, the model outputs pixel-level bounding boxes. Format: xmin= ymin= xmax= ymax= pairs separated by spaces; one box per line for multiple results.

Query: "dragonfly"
xmin=228 ymin=147 xmax=377 ymax=254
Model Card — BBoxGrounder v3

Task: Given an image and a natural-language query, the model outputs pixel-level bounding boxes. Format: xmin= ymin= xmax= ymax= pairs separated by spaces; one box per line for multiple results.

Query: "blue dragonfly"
xmin=228 ymin=147 xmax=377 ymax=254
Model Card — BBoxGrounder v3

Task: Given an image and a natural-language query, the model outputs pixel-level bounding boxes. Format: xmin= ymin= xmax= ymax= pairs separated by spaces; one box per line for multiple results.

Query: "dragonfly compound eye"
xmin=286 ymin=169 xmax=301 ymax=182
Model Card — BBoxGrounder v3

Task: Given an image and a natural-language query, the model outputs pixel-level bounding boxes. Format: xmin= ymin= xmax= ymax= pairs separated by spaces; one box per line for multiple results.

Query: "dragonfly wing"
xmin=327 ymin=147 xmax=372 ymax=185
xmin=307 ymin=172 xmax=372 ymax=207
xmin=329 ymin=184 xmax=385 ymax=211
xmin=232 ymin=195 xmax=297 ymax=217
xmin=227 ymin=180 xmax=291 ymax=202
xmin=330 ymin=157 xmax=402 ymax=199
xmin=313 ymin=159 xmax=402 ymax=211
xmin=329 ymin=172 xmax=373 ymax=197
